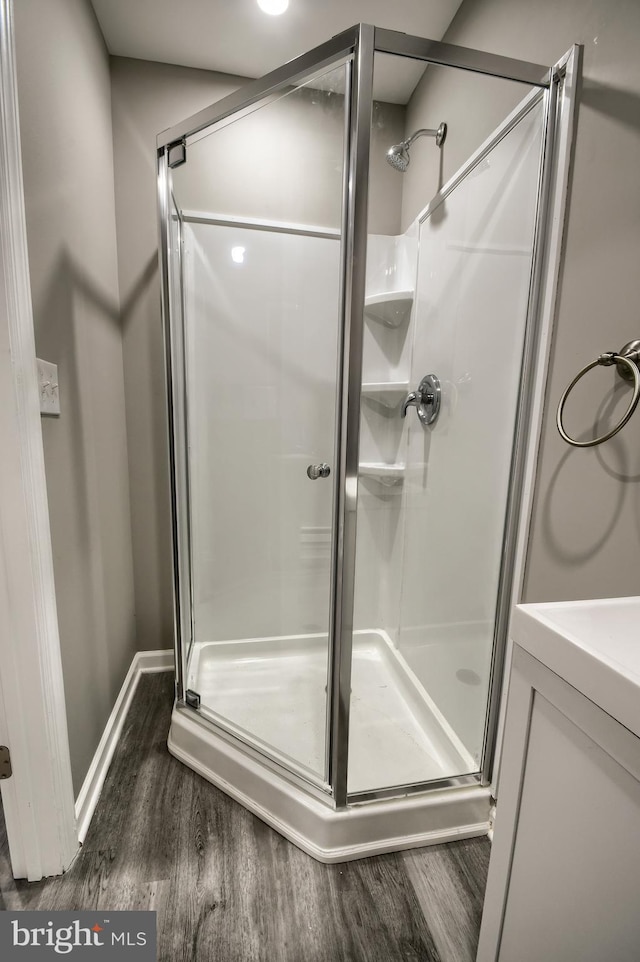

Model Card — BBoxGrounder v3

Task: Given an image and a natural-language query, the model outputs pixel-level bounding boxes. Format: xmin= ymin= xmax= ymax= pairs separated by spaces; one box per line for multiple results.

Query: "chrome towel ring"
xmin=556 ymin=340 xmax=640 ymax=447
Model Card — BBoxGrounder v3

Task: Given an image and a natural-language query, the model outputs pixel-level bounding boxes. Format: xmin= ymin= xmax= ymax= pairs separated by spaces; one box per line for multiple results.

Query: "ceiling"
xmin=90 ymin=0 xmax=465 ymax=103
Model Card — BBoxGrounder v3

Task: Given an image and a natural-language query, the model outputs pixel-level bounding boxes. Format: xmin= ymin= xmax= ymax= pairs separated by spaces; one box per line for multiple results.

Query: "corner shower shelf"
xmin=359 ymin=462 xmax=406 ymax=485
xmin=364 ymin=290 xmax=413 ymax=328
xmin=361 ymin=381 xmax=410 ymax=406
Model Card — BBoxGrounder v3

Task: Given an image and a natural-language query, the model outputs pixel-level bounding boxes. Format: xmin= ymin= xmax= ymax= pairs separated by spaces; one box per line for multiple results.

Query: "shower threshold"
xmin=168 ymin=629 xmax=491 ymax=862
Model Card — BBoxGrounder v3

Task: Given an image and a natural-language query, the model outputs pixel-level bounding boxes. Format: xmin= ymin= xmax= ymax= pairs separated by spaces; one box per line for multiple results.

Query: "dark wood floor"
xmin=0 ymin=673 xmax=490 ymax=961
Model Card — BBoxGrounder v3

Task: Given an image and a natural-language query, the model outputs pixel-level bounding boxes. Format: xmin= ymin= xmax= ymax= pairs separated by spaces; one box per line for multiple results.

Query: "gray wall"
xmin=404 ymin=0 xmax=640 ymax=602
xmin=110 ymin=58 xmax=247 ymax=651
xmin=14 ymin=0 xmax=136 ymax=792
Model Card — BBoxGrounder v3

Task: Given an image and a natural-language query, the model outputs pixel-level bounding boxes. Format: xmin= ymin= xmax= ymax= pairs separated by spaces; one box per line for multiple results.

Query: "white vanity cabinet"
xmin=477 ymin=597 xmax=640 ymax=962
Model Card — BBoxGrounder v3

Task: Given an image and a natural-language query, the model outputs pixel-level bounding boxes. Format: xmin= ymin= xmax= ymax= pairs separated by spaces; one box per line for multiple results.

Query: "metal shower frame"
xmin=157 ymin=23 xmax=571 ymax=811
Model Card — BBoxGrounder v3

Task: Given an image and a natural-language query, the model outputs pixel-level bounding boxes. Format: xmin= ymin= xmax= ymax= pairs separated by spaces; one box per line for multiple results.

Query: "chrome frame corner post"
xmin=328 ymin=23 xmax=375 ymax=808
xmin=157 ymin=147 xmax=191 ymax=702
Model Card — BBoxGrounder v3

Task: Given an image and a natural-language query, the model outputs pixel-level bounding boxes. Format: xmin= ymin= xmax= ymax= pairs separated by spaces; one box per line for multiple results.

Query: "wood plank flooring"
xmin=0 ymin=672 xmax=490 ymax=961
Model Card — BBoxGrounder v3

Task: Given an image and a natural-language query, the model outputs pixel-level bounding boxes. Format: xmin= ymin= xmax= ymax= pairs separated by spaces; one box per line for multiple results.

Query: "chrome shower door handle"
xmin=401 ymin=374 xmax=441 ymax=426
xmin=307 ymin=463 xmax=331 ymax=480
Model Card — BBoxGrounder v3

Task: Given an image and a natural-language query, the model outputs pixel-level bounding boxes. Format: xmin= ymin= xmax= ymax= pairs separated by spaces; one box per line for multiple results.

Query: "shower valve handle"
xmin=401 ymin=391 xmax=418 ymax=415
xmin=307 ymin=463 xmax=331 ymax=480
xmin=401 ymin=374 xmax=441 ymax=427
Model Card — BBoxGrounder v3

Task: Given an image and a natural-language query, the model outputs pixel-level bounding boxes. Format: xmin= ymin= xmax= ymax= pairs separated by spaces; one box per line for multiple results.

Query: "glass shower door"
xmin=168 ymin=63 xmax=348 ymax=784
xmin=349 ymin=58 xmax=547 ymax=796
xmin=396 ymin=95 xmax=546 ymax=778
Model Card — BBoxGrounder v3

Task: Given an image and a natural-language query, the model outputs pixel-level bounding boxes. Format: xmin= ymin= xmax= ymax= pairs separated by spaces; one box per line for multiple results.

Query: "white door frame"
xmin=0 ymin=0 xmax=78 ymax=881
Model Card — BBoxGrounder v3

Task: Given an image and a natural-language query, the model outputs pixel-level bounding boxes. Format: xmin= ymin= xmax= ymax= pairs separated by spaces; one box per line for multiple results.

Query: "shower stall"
xmin=158 ymin=24 xmax=578 ymax=861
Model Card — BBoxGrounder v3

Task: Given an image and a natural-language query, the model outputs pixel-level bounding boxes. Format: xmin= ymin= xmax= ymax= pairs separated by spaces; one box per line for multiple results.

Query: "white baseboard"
xmin=74 ymin=649 xmax=174 ymax=843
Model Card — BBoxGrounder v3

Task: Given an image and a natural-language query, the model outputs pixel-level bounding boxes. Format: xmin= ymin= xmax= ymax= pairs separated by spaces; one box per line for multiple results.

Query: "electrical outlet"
xmin=37 ymin=358 xmax=60 ymax=416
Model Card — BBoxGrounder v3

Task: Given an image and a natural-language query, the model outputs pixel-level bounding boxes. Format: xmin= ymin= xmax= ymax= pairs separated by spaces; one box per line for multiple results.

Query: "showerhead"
xmin=386 ymin=143 xmax=410 ymax=172
xmin=386 ymin=122 xmax=447 ymax=172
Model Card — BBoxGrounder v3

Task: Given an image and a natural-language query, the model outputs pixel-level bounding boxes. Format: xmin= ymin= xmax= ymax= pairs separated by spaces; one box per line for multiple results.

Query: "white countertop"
xmin=512 ymin=596 xmax=640 ymax=739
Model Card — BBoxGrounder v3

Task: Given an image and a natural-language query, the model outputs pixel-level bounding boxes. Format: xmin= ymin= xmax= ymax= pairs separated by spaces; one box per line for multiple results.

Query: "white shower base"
xmin=186 ymin=629 xmax=474 ymax=792
xmin=168 ymin=629 xmax=491 ymax=862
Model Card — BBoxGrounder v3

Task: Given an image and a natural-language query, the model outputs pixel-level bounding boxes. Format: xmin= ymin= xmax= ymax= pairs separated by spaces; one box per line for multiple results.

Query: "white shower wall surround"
xmin=354 ymin=229 xmax=417 ymax=645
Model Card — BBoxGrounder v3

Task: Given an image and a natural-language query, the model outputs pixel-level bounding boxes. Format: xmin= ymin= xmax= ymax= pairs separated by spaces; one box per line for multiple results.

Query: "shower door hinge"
xmin=185 ymin=689 xmax=201 ymax=709
xmin=0 ymin=746 xmax=12 ymax=779
xmin=168 ymin=139 xmax=187 ymax=168
xmin=488 ymin=797 xmax=497 ymax=842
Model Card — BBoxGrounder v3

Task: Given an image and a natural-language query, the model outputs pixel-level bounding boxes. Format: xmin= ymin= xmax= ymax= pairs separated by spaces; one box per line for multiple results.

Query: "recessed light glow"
xmin=257 ymin=0 xmax=289 ymax=15
xmin=231 ymin=246 xmax=246 ymax=264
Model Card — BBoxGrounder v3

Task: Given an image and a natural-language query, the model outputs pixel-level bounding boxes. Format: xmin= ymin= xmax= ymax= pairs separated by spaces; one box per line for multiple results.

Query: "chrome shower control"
xmin=307 ymin=463 xmax=331 ymax=480
xmin=401 ymin=374 xmax=441 ymax=426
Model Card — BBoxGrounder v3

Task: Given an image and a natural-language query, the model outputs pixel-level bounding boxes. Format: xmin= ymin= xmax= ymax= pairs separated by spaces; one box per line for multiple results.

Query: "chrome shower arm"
xmin=406 ymin=128 xmax=438 ymax=146
xmin=406 ymin=123 xmax=447 ymax=148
